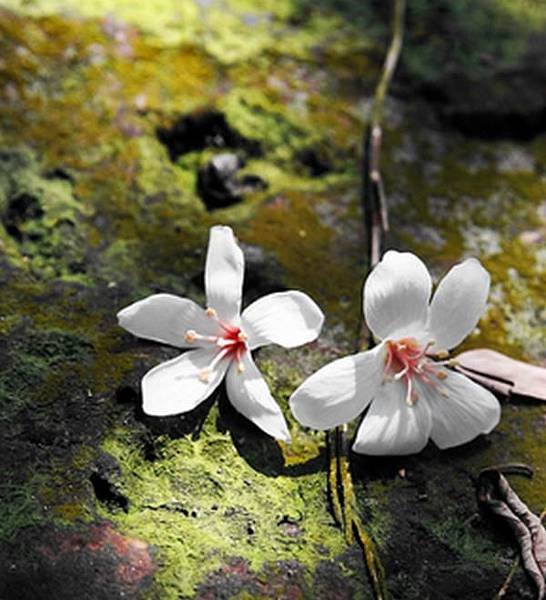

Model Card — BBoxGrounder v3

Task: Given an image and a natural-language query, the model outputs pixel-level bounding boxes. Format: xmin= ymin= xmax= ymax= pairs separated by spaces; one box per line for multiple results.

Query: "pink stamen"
xmin=187 ymin=307 xmax=248 ymax=380
xmin=384 ymin=338 xmax=449 ymax=406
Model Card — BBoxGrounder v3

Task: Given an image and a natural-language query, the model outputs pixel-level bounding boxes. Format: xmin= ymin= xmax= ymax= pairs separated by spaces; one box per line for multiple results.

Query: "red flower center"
xmin=384 ymin=337 xmax=447 ymax=406
xmin=184 ymin=308 xmax=248 ymax=382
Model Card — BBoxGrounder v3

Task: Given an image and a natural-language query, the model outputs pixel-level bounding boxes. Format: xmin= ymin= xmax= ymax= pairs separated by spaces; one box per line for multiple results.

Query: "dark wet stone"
xmin=90 ymin=454 xmax=129 ymax=513
xmin=418 ymin=41 xmax=546 ymax=140
xmin=296 ymin=147 xmax=332 ymax=177
xmin=0 ymin=522 xmax=154 ymax=600
xmin=2 ymin=193 xmax=44 ymax=241
xmin=196 ymin=152 xmax=267 ymax=210
xmin=115 ymin=385 xmax=138 ymax=405
xmin=240 ymin=243 xmax=286 ymax=302
xmin=156 ymin=109 xmax=261 ymax=161
xmin=42 ymin=167 xmax=75 ymax=182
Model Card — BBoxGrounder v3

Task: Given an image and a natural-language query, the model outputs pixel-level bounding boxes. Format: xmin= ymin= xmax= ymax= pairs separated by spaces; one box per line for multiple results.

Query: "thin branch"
xmin=328 ymin=2 xmax=407 ymax=599
xmin=360 ymin=0 xmax=406 ymax=347
xmin=327 ymin=430 xmax=344 ymax=526
xmin=494 ymin=557 xmax=520 ymax=600
xmin=371 ymin=0 xmax=406 ymax=128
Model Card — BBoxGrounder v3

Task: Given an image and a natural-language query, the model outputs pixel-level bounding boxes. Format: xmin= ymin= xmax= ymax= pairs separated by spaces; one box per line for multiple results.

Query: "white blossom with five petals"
xmin=289 ymin=251 xmax=501 ymax=455
xmin=118 ymin=225 xmax=324 ymax=442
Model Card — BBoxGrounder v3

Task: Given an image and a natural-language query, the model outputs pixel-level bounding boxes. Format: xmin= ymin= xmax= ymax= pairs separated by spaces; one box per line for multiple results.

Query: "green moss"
xmin=100 ymin=416 xmax=348 ymax=598
xmin=0 ymin=479 xmax=43 ymax=542
xmin=477 ymin=404 xmax=546 ymax=513
xmin=0 ymin=148 xmax=85 ymax=279
xmin=0 ymin=327 xmax=94 ymax=420
xmin=2 ymin=0 xmax=372 ymax=69
xmin=424 ymin=517 xmax=502 ymax=568
xmin=257 ymin=353 xmax=325 ymax=467
xmin=360 ymin=480 xmax=393 ymax=552
xmin=52 ymin=502 xmax=93 ymax=524
xmin=241 ymin=191 xmax=361 ymax=337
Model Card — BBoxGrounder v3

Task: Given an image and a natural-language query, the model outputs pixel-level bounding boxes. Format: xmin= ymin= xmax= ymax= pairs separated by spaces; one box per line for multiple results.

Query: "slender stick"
xmin=339 ymin=424 xmax=355 ymax=545
xmin=494 ymin=557 xmax=520 ymax=600
xmin=361 ymin=0 xmax=406 ymax=346
xmin=329 ymin=2 xmax=407 ymax=599
xmin=371 ymin=0 xmax=406 ymax=128
xmin=327 ymin=430 xmax=344 ymax=527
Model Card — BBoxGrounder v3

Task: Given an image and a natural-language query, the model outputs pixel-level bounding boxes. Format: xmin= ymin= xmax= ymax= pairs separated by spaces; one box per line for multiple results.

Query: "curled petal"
xmin=241 ymin=291 xmax=324 ymax=350
xmin=205 ymin=226 xmax=244 ymax=323
xmin=364 ymin=250 xmax=432 ymax=341
xmin=352 ymin=381 xmax=432 ymax=455
xmin=289 ymin=344 xmax=386 ymax=430
xmin=418 ymin=369 xmax=501 ymax=449
xmin=427 ymin=258 xmax=490 ymax=352
xmin=226 ymin=353 xmax=291 ymax=442
xmin=117 ymin=294 xmax=219 ymax=348
xmin=142 ymin=348 xmax=228 ymax=416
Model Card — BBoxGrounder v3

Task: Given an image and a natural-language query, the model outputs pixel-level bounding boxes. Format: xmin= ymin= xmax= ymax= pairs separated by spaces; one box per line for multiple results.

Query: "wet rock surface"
xmin=0 ymin=1 xmax=544 ymax=599
xmin=197 ymin=153 xmax=267 ymax=210
xmin=0 ymin=522 xmax=155 ymax=600
xmin=157 ymin=110 xmax=261 ymax=162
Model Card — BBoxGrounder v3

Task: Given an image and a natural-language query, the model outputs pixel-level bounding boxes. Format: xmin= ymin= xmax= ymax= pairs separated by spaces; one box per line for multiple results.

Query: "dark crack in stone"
xmin=197 ymin=153 xmax=267 ymax=210
xmin=156 ymin=109 xmax=261 ymax=161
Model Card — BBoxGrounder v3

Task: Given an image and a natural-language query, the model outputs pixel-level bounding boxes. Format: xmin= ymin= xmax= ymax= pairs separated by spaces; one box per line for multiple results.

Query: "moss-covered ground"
xmin=0 ymin=1 xmax=544 ymax=598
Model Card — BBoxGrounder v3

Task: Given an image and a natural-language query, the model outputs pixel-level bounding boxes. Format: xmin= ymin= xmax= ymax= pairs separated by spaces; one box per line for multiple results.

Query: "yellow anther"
xmin=237 ymin=361 xmax=245 ymax=374
xmin=406 ymin=392 xmax=418 ymax=407
xmin=206 ymin=307 xmax=217 ymax=318
xmin=198 ymin=368 xmax=211 ymax=383
xmin=237 ymin=331 xmax=247 ymax=341
xmin=185 ymin=329 xmax=197 ymax=343
xmin=436 ymin=371 xmax=447 ymax=380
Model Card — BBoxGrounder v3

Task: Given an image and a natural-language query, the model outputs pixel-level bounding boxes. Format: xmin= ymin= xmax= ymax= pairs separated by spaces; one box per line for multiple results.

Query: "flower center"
xmin=184 ymin=307 xmax=248 ymax=382
xmin=383 ymin=337 xmax=448 ymax=406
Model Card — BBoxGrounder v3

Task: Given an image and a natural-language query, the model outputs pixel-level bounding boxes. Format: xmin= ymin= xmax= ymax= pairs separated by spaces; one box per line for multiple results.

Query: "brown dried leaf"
xmin=477 ymin=468 xmax=546 ymax=599
xmin=455 ymin=349 xmax=546 ymax=401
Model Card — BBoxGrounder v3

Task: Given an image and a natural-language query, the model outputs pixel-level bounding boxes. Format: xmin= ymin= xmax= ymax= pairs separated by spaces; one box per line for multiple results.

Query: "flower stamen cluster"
xmin=185 ymin=309 xmax=248 ymax=382
xmin=383 ymin=338 xmax=447 ymax=406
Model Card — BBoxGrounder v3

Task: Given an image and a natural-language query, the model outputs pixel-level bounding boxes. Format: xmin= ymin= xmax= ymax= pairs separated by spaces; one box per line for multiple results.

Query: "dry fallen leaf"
xmin=455 ymin=349 xmax=546 ymax=401
xmin=477 ymin=467 xmax=546 ymax=599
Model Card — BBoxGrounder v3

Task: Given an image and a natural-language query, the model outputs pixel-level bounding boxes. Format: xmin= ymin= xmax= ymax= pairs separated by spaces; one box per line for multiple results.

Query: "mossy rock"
xmin=0 ymin=2 xmax=544 ymax=599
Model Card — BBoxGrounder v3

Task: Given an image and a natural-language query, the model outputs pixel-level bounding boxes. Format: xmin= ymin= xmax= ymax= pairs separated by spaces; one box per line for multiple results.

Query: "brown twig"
xmin=327 ymin=429 xmax=344 ymax=527
xmin=328 ymin=425 xmax=387 ymax=600
xmin=359 ymin=0 xmax=405 ymax=349
xmin=495 ymin=556 xmax=520 ymax=600
xmin=328 ymin=2 xmax=406 ymax=599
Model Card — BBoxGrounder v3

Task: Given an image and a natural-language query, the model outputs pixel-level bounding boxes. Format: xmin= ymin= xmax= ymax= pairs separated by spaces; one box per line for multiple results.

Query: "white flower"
xmin=117 ymin=225 xmax=324 ymax=442
xmin=289 ymin=251 xmax=501 ymax=455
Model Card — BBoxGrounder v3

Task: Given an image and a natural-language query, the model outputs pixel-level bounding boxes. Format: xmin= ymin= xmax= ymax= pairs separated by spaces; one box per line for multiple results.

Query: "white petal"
xmin=205 ymin=226 xmax=244 ymax=323
xmin=352 ymin=381 xmax=432 ymax=455
xmin=142 ymin=348 xmax=229 ymax=416
xmin=241 ymin=291 xmax=324 ymax=350
xmin=417 ymin=369 xmax=501 ymax=449
xmin=289 ymin=344 xmax=386 ymax=430
xmin=364 ymin=250 xmax=432 ymax=341
xmin=427 ymin=258 xmax=490 ymax=351
xmin=225 ymin=353 xmax=290 ymax=442
xmin=117 ymin=294 xmax=219 ymax=348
